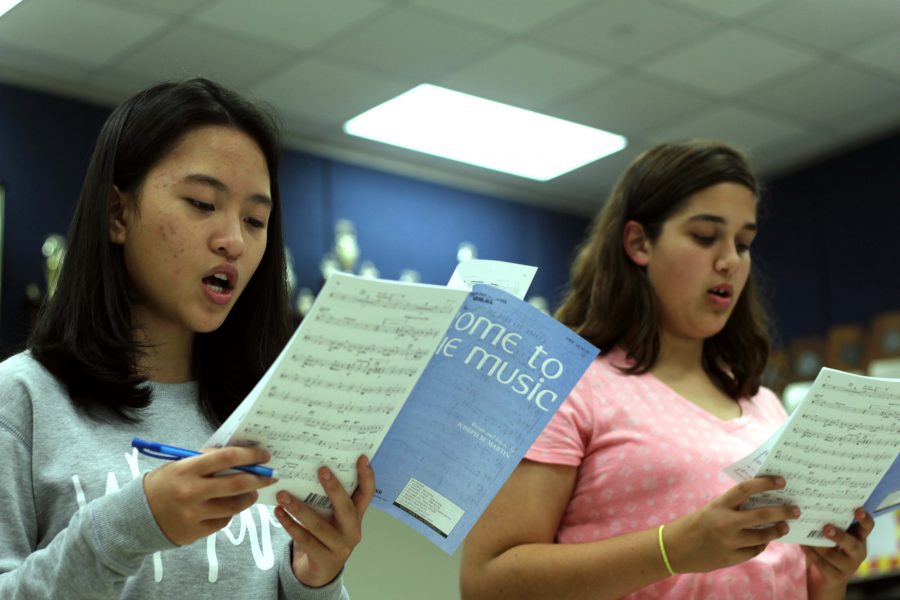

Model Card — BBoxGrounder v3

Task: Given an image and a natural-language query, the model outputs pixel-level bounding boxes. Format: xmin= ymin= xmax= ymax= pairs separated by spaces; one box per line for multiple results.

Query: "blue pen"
xmin=132 ymin=437 xmax=277 ymax=478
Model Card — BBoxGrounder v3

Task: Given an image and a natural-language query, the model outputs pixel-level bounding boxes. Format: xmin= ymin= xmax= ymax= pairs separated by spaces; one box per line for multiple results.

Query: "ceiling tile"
xmin=0 ymin=0 xmax=899 ymax=215
xmin=648 ymin=105 xmax=808 ymax=154
xmin=273 ymin=107 xmax=335 ymax=140
xmin=321 ymin=8 xmax=501 ymax=80
xmin=849 ymin=31 xmax=900 ymax=79
xmin=192 ymin=0 xmax=389 ymax=52
xmin=109 ymin=23 xmax=295 ymax=89
xmin=83 ymin=68 xmax=163 ymax=102
xmin=0 ymin=0 xmax=167 ymax=67
xmin=825 ymin=95 xmax=900 ymax=142
xmin=411 ymin=0 xmax=589 ymax=34
xmin=549 ymin=74 xmax=712 ymax=137
xmin=84 ymin=0 xmax=210 ymax=17
xmin=535 ymin=0 xmax=717 ymax=67
xmin=748 ymin=0 xmax=900 ymax=51
xmin=0 ymin=43 xmax=91 ymax=85
xmin=660 ymin=0 xmax=783 ymax=20
xmin=750 ymin=129 xmax=840 ymax=179
xmin=554 ymin=140 xmax=646 ymax=188
xmin=438 ymin=43 xmax=613 ymax=110
xmin=745 ymin=61 xmax=900 ymax=125
xmin=641 ymin=29 xmax=819 ymax=96
xmin=250 ymin=58 xmax=409 ymax=125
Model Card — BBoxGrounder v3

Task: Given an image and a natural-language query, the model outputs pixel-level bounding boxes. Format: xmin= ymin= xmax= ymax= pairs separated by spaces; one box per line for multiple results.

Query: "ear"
xmin=623 ymin=220 xmax=651 ymax=267
xmin=108 ymin=185 xmax=130 ymax=244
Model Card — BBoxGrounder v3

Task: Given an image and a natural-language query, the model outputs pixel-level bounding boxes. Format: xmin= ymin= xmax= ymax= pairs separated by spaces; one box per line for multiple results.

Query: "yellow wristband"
xmin=658 ymin=524 xmax=677 ymax=576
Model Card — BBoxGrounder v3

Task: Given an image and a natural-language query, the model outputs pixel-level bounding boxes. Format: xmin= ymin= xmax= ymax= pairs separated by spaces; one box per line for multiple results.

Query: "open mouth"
xmin=203 ymin=273 xmax=233 ymax=294
xmin=708 ymin=286 xmax=732 ymax=299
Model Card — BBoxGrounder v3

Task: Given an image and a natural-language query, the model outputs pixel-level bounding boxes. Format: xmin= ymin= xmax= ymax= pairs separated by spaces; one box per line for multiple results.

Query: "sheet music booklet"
xmin=206 ymin=260 xmax=598 ymax=553
xmin=724 ymin=368 xmax=900 ymax=547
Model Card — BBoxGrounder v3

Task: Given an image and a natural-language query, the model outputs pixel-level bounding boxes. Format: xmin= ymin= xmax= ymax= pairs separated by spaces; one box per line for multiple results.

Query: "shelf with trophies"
xmin=23 ymin=233 xmax=66 ymax=337
xmin=291 ymin=219 xmax=551 ymax=322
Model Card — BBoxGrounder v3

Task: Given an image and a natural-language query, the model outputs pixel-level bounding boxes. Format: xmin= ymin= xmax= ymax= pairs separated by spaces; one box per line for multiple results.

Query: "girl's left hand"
xmin=274 ymin=455 xmax=375 ymax=588
xmin=803 ymin=507 xmax=874 ymax=599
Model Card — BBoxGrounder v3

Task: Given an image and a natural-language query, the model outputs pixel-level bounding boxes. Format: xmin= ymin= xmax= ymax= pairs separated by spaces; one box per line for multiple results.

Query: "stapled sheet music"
xmin=206 ymin=264 xmax=598 ymax=553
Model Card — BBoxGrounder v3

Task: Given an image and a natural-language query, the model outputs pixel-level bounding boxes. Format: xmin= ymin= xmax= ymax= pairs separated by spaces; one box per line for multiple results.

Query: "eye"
xmin=244 ymin=216 xmax=266 ymax=229
xmin=692 ymin=234 xmax=716 ymax=246
xmin=736 ymin=241 xmax=752 ymax=254
xmin=186 ymin=198 xmax=214 ymax=211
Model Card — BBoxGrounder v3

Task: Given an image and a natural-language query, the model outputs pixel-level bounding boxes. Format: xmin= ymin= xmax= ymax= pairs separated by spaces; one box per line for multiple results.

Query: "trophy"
xmin=41 ymin=233 xmax=66 ymax=299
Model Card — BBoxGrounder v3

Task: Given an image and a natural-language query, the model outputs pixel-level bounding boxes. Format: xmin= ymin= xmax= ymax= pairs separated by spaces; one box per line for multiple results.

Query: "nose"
xmin=211 ymin=216 xmax=244 ymax=260
xmin=714 ymin=243 xmax=740 ymax=275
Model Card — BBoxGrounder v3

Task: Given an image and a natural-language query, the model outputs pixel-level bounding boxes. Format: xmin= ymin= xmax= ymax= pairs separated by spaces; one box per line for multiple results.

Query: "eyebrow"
xmin=687 ymin=213 xmax=757 ymax=232
xmin=182 ymin=173 xmax=272 ymax=207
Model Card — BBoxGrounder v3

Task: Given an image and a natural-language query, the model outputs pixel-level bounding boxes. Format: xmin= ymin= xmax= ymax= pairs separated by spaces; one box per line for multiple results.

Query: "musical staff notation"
xmin=316 ymin=311 xmax=442 ymax=339
xmin=326 ymin=289 xmax=459 ymax=314
xmin=725 ymin=366 xmax=900 ymax=547
xmin=202 ymin=272 xmax=468 ymax=512
xmin=290 ymin=354 xmax=419 ymax=378
xmin=274 ymin=372 xmax=406 ymax=397
xmin=250 ymin=408 xmax=387 ymax=434
xmin=301 ymin=334 xmax=430 ymax=359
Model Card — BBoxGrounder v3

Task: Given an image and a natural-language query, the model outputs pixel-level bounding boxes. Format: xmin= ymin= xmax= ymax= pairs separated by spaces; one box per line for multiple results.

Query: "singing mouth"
xmin=203 ymin=272 xmax=233 ymax=294
xmin=708 ymin=284 xmax=732 ymax=298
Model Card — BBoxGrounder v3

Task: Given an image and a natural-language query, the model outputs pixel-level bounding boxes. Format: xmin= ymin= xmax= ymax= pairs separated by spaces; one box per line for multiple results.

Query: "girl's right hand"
xmin=142 ymin=446 xmax=277 ymax=545
xmin=664 ymin=476 xmax=800 ymax=574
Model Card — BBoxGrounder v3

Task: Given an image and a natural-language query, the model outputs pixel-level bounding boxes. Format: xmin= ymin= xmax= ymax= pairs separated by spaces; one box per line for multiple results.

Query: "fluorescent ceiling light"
xmin=0 ymin=0 xmax=24 ymax=19
xmin=344 ymin=84 xmax=626 ymax=181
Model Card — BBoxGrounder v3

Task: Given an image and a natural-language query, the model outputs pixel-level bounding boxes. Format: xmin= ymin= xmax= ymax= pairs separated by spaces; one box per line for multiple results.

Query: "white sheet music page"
xmin=446 ymin=259 xmax=537 ymax=300
xmin=206 ymin=273 xmax=468 ymax=509
xmin=724 ymin=368 xmax=900 ymax=546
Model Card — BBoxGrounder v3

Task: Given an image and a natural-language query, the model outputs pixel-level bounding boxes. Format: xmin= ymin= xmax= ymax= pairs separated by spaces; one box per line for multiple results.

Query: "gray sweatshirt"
xmin=0 ymin=352 xmax=350 ymax=600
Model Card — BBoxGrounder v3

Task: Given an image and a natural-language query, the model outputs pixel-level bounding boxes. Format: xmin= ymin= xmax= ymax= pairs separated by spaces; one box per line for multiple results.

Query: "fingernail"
xmin=774 ymin=477 xmax=786 ymax=487
xmin=824 ymin=526 xmax=834 ymax=537
xmin=277 ymin=491 xmax=290 ymax=505
xmin=320 ymin=467 xmax=332 ymax=481
xmin=791 ymin=507 xmax=801 ymax=518
xmin=361 ymin=455 xmax=370 ymax=468
xmin=779 ymin=523 xmax=790 ymax=535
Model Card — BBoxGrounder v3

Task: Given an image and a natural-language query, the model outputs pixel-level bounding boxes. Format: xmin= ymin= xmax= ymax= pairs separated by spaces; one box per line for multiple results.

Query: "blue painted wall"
xmin=753 ymin=132 xmax=900 ymax=346
xmin=0 ymin=83 xmax=109 ymax=353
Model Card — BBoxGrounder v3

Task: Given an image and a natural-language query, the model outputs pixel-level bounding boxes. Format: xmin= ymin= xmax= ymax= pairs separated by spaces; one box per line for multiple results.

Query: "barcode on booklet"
xmin=807 ymin=530 xmax=825 ymax=539
xmin=304 ymin=493 xmax=333 ymax=510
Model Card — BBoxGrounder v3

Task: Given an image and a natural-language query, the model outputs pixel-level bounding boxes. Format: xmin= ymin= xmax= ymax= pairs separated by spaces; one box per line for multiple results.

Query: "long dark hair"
xmin=556 ymin=140 xmax=770 ymax=399
xmin=30 ymin=78 xmax=292 ymax=424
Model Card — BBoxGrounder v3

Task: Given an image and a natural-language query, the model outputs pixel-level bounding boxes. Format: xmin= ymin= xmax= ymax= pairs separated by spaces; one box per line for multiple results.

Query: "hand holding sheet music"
xmin=724 ymin=368 xmax=900 ymax=546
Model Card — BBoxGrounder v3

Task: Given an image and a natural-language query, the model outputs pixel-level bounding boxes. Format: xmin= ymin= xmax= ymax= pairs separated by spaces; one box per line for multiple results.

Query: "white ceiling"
xmin=1 ymin=0 xmax=899 ymax=216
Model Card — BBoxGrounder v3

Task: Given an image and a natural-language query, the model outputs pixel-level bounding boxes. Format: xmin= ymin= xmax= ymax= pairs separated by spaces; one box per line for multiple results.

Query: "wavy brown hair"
xmin=556 ymin=140 xmax=770 ymax=399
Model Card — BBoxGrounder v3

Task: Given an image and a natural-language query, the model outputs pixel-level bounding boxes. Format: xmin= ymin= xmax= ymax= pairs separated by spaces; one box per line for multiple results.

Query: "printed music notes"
xmin=446 ymin=260 xmax=537 ymax=300
xmin=725 ymin=368 xmax=900 ymax=546
xmin=206 ymin=273 xmax=469 ymax=508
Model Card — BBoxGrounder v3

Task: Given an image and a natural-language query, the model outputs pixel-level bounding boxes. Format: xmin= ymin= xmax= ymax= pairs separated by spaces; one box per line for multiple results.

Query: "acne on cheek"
xmin=157 ymin=221 xmax=179 ymax=239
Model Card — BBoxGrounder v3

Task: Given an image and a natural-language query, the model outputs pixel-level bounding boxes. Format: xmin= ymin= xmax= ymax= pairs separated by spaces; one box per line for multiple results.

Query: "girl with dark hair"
xmin=0 ymin=78 xmax=372 ymax=598
xmin=460 ymin=140 xmax=871 ymax=599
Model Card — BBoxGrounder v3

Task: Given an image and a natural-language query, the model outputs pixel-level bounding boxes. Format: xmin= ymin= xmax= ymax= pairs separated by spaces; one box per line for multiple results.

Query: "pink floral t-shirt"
xmin=525 ymin=347 xmax=808 ymax=599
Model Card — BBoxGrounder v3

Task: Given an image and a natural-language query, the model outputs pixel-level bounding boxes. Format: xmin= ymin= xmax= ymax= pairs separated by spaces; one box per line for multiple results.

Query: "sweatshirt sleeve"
xmin=277 ymin=540 xmax=350 ymax=600
xmin=0 ymin=417 xmax=176 ymax=598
